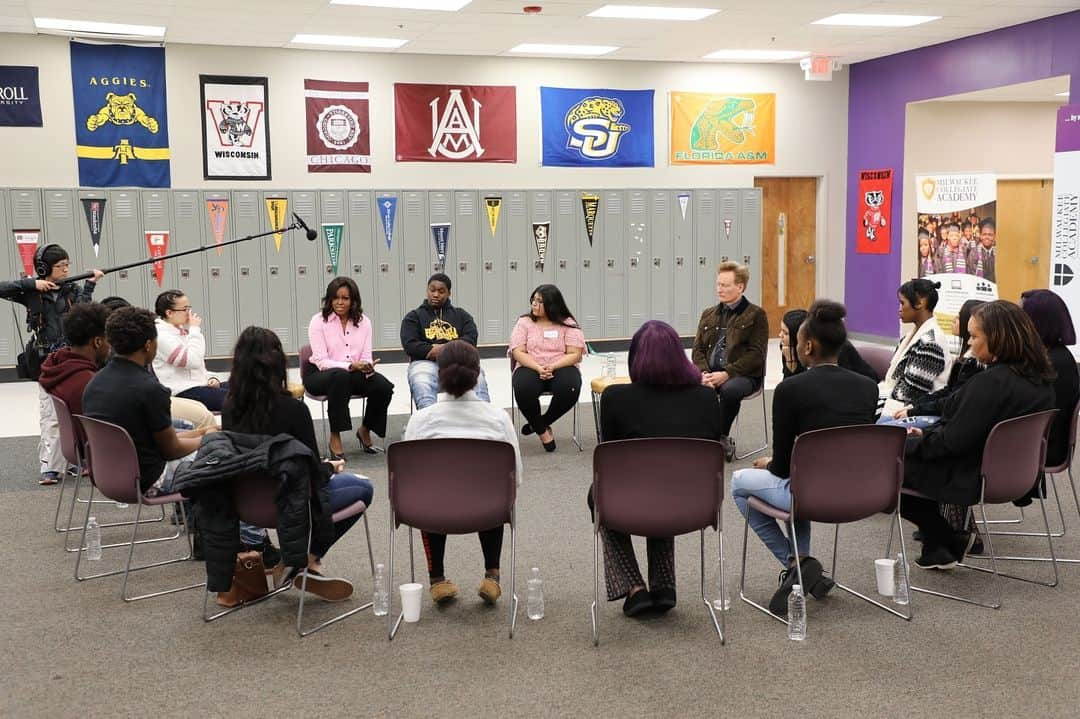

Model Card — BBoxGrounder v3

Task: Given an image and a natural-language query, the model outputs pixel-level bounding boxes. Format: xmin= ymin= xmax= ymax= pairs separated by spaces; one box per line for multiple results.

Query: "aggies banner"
xmin=394 ymin=83 xmax=516 ymax=162
xmin=305 ymin=79 xmax=370 ymax=173
xmin=201 ymin=75 xmax=271 ymax=180
xmin=856 ymin=169 xmax=893 ymax=254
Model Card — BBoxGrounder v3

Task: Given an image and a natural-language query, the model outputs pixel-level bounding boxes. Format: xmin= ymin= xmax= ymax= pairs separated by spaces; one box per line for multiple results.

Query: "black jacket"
xmin=0 ymin=277 xmax=96 ymax=352
xmin=400 ymin=300 xmax=479 ymax=361
xmin=171 ymin=431 xmax=334 ymax=592
xmin=909 ymin=356 xmax=984 ymax=417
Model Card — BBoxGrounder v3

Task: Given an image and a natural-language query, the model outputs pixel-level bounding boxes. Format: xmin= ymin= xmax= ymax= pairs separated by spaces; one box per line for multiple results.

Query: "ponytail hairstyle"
xmin=801 ymin=300 xmax=848 ymax=358
xmin=898 ymin=278 xmax=941 ymax=312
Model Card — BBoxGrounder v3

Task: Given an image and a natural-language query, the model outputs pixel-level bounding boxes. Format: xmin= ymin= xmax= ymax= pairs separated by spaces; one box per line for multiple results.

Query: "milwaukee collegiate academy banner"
xmin=394 ymin=83 xmax=516 ymax=162
xmin=0 ymin=66 xmax=42 ymax=127
xmin=201 ymin=75 xmax=271 ymax=180
xmin=540 ymin=87 xmax=654 ymax=167
xmin=305 ymin=79 xmax=370 ymax=173
xmin=856 ymin=169 xmax=893 ymax=255
xmin=669 ymin=91 xmax=775 ymax=165
xmin=1050 ymin=105 xmax=1080 ymax=359
xmin=70 ymin=43 xmax=170 ymax=187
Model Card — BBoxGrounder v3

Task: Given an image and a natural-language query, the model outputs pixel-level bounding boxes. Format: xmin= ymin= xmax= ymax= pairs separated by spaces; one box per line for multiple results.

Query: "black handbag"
xmin=15 ymin=337 xmax=42 ymax=380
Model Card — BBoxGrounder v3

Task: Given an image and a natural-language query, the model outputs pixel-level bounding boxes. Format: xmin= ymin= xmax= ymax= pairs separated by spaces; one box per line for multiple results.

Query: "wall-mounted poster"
xmin=540 ymin=87 xmax=654 ymax=167
xmin=670 ymin=91 xmax=775 ymax=165
xmin=1050 ymin=105 xmax=1080 ymax=359
xmin=394 ymin=83 xmax=516 ymax=163
xmin=201 ymin=75 xmax=271 ymax=180
xmin=857 ymin=169 xmax=893 ymax=254
xmin=305 ymin=79 xmax=370 ymax=173
xmin=0 ymin=66 xmax=42 ymax=127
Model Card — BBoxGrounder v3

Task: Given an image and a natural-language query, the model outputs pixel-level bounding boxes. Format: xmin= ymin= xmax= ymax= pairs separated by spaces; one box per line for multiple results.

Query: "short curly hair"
xmin=62 ymin=303 xmax=108 ymax=347
xmin=105 ymin=307 xmax=157 ymax=356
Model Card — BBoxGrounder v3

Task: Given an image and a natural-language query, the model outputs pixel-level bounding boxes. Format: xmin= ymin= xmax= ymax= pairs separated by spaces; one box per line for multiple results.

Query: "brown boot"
xmin=216 ymin=550 xmax=270 ymax=607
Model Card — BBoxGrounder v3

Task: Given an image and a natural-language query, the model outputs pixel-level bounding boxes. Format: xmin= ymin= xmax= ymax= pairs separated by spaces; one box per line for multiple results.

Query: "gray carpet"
xmin=4 ymin=399 xmax=1080 ymax=717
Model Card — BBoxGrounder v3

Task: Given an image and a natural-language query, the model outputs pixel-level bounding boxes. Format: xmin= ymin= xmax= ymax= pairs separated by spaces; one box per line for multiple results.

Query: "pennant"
xmin=581 ymin=195 xmax=599 ymax=247
xmin=322 ymin=223 xmax=344 ymax=275
xmin=80 ymin=197 xmax=106 ymax=257
xmin=145 ymin=230 xmax=169 ymax=286
xmin=206 ymin=198 xmax=228 ymax=255
xmin=485 ymin=196 xmax=502 ymax=237
xmin=265 ymin=197 xmax=287 ymax=253
xmin=678 ymin=192 xmax=689 ymax=220
xmin=723 ymin=218 xmax=733 ymax=239
xmin=13 ymin=229 xmax=40 ymax=277
xmin=379 ymin=196 xmax=397 ymax=250
xmin=430 ymin=223 xmax=451 ymax=268
xmin=532 ymin=222 xmax=550 ymax=269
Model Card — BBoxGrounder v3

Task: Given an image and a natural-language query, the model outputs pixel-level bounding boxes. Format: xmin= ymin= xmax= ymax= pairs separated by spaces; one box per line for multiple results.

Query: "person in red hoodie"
xmin=38 ymin=303 xmax=110 ymax=418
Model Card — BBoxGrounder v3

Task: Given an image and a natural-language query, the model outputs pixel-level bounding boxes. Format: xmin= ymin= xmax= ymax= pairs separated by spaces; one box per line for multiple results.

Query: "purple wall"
xmin=845 ymin=11 xmax=1080 ymax=335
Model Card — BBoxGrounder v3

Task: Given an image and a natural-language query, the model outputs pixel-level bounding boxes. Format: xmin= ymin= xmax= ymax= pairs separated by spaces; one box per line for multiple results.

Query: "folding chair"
xmin=857 ymin=344 xmax=894 ymax=382
xmin=509 ymin=358 xmax=582 ymax=451
xmin=731 ymin=385 xmax=768 ymax=460
xmin=299 ymin=343 xmax=369 ymax=452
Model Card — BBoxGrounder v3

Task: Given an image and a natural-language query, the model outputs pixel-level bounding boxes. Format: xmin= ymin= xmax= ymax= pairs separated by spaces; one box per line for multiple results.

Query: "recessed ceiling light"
xmin=813 ymin=13 xmax=940 ymax=27
xmin=511 ymin=43 xmax=619 ymax=56
xmin=329 ymin=0 xmax=471 ymax=10
xmin=291 ymin=34 xmax=407 ymax=48
xmin=704 ymin=49 xmax=808 ymax=62
xmin=34 ymin=17 xmax=166 ymax=39
xmin=588 ymin=5 xmax=719 ymax=21
xmin=1056 ymin=91 xmax=1070 ymax=97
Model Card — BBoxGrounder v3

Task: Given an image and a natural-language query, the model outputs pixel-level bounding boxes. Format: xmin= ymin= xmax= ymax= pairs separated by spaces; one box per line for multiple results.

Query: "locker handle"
xmin=484 ymin=261 xmax=493 ymax=271
xmin=559 ymin=260 xmax=567 ymax=270
xmin=458 ymin=261 xmax=467 ymax=272
xmin=583 ymin=259 xmax=591 ymax=269
xmin=433 ymin=262 xmax=442 ymax=272
xmin=698 ymin=256 xmax=707 ymax=266
xmin=119 ymin=270 xmax=128 ymax=279
xmin=380 ymin=263 xmax=389 ymax=273
xmin=743 ymin=255 xmax=751 ymax=264
xmin=180 ymin=268 xmax=191 ymax=279
xmin=326 ymin=264 xmax=334 ymax=274
xmin=297 ymin=266 xmax=307 ymax=276
xmin=210 ymin=267 xmax=221 ymax=278
xmin=407 ymin=263 xmax=416 ymax=272
xmin=534 ymin=260 xmax=543 ymax=271
xmin=607 ymin=259 xmax=616 ymax=269
xmin=240 ymin=267 xmax=250 ymax=277
xmin=269 ymin=266 xmax=279 ymax=276
xmin=653 ymin=257 xmax=661 ymax=267
xmin=509 ymin=261 xmax=518 ymax=271
xmin=720 ymin=255 xmax=729 ymax=262
xmin=629 ymin=257 xmax=638 ymax=268
xmin=675 ymin=257 xmax=684 ymax=267
xmin=353 ymin=264 xmax=362 ymax=274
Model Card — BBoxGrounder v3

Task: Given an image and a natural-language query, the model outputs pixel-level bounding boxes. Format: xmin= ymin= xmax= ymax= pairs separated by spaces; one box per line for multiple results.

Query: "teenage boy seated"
xmin=38 ymin=303 xmax=111 ymax=415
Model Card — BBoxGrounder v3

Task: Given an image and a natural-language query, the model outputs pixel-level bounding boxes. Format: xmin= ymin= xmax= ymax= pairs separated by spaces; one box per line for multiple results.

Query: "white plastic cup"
xmin=874 ymin=558 xmax=896 ymax=597
xmin=399 ymin=582 xmax=423 ymax=623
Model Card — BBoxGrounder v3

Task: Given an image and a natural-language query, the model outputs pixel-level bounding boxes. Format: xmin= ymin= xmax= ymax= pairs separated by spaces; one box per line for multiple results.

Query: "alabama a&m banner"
xmin=856 ymin=169 xmax=893 ymax=254
xmin=394 ymin=83 xmax=516 ymax=162
xmin=201 ymin=75 xmax=271 ymax=180
xmin=305 ymin=79 xmax=370 ymax=173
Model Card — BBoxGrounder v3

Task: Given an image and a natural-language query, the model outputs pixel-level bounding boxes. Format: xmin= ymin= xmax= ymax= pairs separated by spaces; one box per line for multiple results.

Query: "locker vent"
xmin=653 ymin=193 xmax=667 ymax=213
xmin=721 ymin=195 xmax=737 ymax=216
xmin=176 ymin=194 xmax=196 ymax=218
xmin=630 ymin=194 xmax=646 ymax=214
xmin=114 ymin=192 xmax=135 ymax=217
xmin=349 ymin=193 xmax=370 ymax=215
xmin=699 ymin=193 xmax=715 ymax=212
xmin=407 ymin=193 xmax=425 ymax=215
xmin=324 ymin=193 xmax=343 ymax=216
xmin=606 ymin=193 xmax=622 ymax=214
xmin=557 ymin=194 xmax=573 ymax=214
xmin=295 ymin=196 xmax=316 ymax=216
xmin=46 ymin=193 xmax=71 ymax=218
xmin=509 ymin=194 xmax=525 ymax=216
xmin=455 ymin=193 xmax=474 ymax=215
xmin=145 ymin=193 xmax=165 ymax=219
xmin=532 ymin=192 xmax=550 ymax=216
xmin=237 ymin=195 xmax=257 ymax=218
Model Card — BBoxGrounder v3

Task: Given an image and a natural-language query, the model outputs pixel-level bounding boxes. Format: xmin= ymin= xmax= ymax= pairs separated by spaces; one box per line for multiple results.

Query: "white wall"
xmin=0 ymin=33 xmax=850 ymax=298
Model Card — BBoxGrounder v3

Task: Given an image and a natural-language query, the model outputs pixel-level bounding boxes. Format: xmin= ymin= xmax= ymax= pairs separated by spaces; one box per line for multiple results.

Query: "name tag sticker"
xmin=543 ymin=330 xmax=559 ymax=339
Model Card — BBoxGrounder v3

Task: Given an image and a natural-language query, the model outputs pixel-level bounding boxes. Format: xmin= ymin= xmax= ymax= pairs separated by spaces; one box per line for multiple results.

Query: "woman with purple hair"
xmin=590 ymin=320 xmax=723 ymax=618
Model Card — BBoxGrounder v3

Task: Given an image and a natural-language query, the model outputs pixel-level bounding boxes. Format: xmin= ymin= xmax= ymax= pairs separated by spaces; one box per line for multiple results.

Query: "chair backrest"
xmin=981 ymin=409 xmax=1057 ymax=504
xmin=51 ymin=394 xmax=84 ymax=467
xmin=789 ymin=424 xmax=906 ymax=523
xmin=592 ymin=438 xmax=724 ymax=537
xmin=387 ymin=438 xmax=517 ymax=533
xmin=232 ymin=473 xmax=281 ymax=529
xmin=73 ymin=415 xmax=143 ymax=504
xmin=299 ymin=344 xmax=314 ymax=381
xmin=1046 ymin=399 xmax=1080 ymax=473
xmin=857 ymin=344 xmax=894 ymax=382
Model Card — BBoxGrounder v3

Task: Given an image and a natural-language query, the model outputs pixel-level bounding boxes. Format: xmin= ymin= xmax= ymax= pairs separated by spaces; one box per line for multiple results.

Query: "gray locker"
xmin=140 ymin=189 xmax=174 ymax=312
xmin=372 ymin=191 xmax=404 ymax=350
xmin=319 ymin=190 xmax=354 ymax=295
xmin=340 ymin=191 xmax=378 ymax=339
xmin=108 ymin=190 xmax=145 ymax=307
xmin=602 ymin=190 xmax=628 ymax=338
xmin=451 ymin=191 xmax=481 ymax=326
xmin=671 ymin=190 xmax=694 ymax=335
xmin=0 ymin=189 xmax=15 ymax=365
xmin=402 ymin=191 xmax=431 ymax=309
xmin=577 ymin=188 xmax=603 ymax=339
xmin=9 ymin=188 xmax=43 ymax=276
xmin=693 ymin=189 xmax=719 ymax=316
xmin=426 ymin=190 xmax=451 ymax=282
xmin=552 ymin=191 xmax=579 ymax=314
xmin=75 ymin=190 xmax=119 ymax=303
xmin=478 ymin=190 xmax=508 ymax=345
xmin=42 ymin=189 xmax=79 ymax=273
xmin=259 ymin=191 xmax=295 ymax=352
xmin=718 ymin=190 xmax=740 ymax=266
xmin=626 ymin=190 xmax=650 ymax=335
xmin=503 ymin=191 xmax=530 ymax=341
xmin=526 ymin=190 xmax=555 ymax=295
xmin=201 ymin=191 xmax=238 ymax=357
xmin=290 ymin=190 xmax=322 ymax=353
xmin=649 ymin=190 xmax=672 ymax=326
xmin=739 ymin=188 xmax=763 ymax=305
xmin=167 ymin=190 xmax=208 ymax=334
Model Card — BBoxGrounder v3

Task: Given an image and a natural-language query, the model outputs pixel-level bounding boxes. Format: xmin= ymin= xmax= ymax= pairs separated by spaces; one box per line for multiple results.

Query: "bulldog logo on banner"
xmin=394 ymin=83 xmax=516 ymax=163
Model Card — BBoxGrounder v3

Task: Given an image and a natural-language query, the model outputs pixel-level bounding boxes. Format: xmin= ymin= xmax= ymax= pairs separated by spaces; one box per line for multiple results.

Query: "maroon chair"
xmin=591 ymin=438 xmax=727 ymax=646
xmin=856 ymin=344 xmax=894 ymax=382
xmin=739 ymin=424 xmax=911 ymax=625
xmin=730 ymin=384 xmax=768 ymax=460
xmin=202 ymin=473 xmax=376 ymax=637
xmin=299 ymin=343 xmax=370 ymax=452
xmin=509 ymin=356 xmax=583 ymax=451
xmin=72 ymin=415 xmax=204 ymax=602
xmin=386 ymin=438 xmax=518 ymax=639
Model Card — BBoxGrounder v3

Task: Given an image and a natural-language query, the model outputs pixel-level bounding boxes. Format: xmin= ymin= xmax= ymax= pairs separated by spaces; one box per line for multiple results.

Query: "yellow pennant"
xmin=485 ymin=196 xmax=502 ymax=237
xmin=265 ymin=197 xmax=287 ymax=253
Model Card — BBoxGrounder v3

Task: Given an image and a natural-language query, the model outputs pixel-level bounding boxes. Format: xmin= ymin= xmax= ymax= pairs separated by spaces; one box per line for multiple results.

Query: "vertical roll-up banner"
xmin=322 ymin=223 xmax=344 ymax=275
xmin=1051 ymin=105 xmax=1080 ymax=359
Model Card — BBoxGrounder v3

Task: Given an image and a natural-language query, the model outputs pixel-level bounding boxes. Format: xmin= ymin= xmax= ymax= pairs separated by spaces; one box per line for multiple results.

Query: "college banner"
xmin=81 ymin=198 xmax=105 ymax=257
xmin=485 ymin=197 xmax=501 ymax=237
xmin=379 ymin=196 xmax=397 ymax=250
xmin=70 ymin=43 xmax=170 ymax=187
xmin=201 ymin=75 xmax=270 ymax=180
xmin=857 ymin=169 xmax=893 ymax=254
xmin=14 ymin=229 xmax=39 ymax=277
xmin=265 ymin=197 xmax=287 ymax=253
xmin=678 ymin=192 xmax=689 ymax=220
xmin=581 ymin=195 xmax=599 ymax=246
xmin=540 ymin=87 xmax=654 ymax=167
xmin=305 ymin=79 xmax=370 ymax=173
xmin=145 ymin=230 xmax=169 ymax=287
xmin=532 ymin=222 xmax=549 ymax=269
xmin=431 ymin=223 xmax=450 ymax=268
xmin=322 ymin=223 xmax=344 ymax=275
xmin=0 ymin=66 xmax=42 ymax=127
xmin=206 ymin=198 xmax=228 ymax=254
xmin=1050 ymin=105 xmax=1080 ymax=359
xmin=670 ymin=91 xmax=775 ymax=165
xmin=394 ymin=83 xmax=516 ymax=162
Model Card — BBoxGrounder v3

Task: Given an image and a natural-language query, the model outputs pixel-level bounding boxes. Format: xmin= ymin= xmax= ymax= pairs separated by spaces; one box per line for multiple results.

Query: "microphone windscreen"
xmin=307 ymin=229 xmax=319 ymax=242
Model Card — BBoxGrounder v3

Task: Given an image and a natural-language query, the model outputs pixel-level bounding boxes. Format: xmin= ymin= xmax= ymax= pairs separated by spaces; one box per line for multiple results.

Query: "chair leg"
xmin=363 ymin=512 xmax=376 ymax=577
xmin=591 ymin=529 xmax=600 ymax=647
xmin=906 ymin=501 xmax=1003 ymax=609
xmin=737 ymin=507 xmax=789 ymax=625
xmin=591 ymin=391 xmax=602 ymax=444
xmin=508 ymin=515 xmax=518 ymax=639
xmin=829 ymin=519 xmax=912 ymax=621
xmin=297 ymin=504 xmax=374 ymax=638
xmin=734 ymin=391 xmax=769 ymax=460
xmin=986 ymin=474 xmax=1066 ymax=538
xmin=389 ymin=524 xmax=414 ymax=641
xmin=961 ymin=497 xmax=1061 ymax=584
xmin=571 ymin=402 xmax=583 ymax=452
xmin=700 ymin=527 xmax=725 ymax=643
xmin=121 ymin=499 xmax=204 ymax=602
xmin=387 ymin=514 xmax=399 ymax=641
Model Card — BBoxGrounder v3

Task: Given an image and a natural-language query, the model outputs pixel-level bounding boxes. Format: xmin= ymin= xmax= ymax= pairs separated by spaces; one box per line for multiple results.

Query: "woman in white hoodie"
xmin=879 ymin=278 xmax=953 ymax=419
xmin=152 ymin=289 xmax=228 ymax=412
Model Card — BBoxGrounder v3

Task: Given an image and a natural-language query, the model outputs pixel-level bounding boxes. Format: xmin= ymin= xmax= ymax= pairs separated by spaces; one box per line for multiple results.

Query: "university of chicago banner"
xmin=394 ymin=83 xmax=516 ymax=162
xmin=305 ymin=79 xmax=370 ymax=173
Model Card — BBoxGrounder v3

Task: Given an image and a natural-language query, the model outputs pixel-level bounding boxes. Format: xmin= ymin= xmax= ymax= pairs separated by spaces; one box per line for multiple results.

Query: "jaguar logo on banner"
xmin=540 ymin=87 xmax=654 ymax=167
xmin=394 ymin=83 xmax=516 ymax=163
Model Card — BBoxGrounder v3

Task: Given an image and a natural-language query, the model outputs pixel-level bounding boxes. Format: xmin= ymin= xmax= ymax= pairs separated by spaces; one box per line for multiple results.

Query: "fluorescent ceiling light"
xmin=1057 ymin=91 xmax=1070 ymax=97
xmin=329 ymin=0 xmax=471 ymax=10
xmin=704 ymin=49 xmax=807 ymax=62
xmin=813 ymin=13 xmax=940 ymax=27
xmin=34 ymin=17 xmax=166 ymax=39
xmin=291 ymin=34 xmax=407 ymax=48
xmin=511 ymin=43 xmax=619 ymax=56
xmin=588 ymin=5 xmax=719 ymax=21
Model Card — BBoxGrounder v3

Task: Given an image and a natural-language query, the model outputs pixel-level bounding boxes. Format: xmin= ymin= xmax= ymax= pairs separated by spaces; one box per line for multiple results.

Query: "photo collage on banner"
xmin=0 ymin=65 xmax=43 ymax=127
xmin=1050 ymin=105 xmax=1080 ymax=360
xmin=915 ymin=172 xmax=999 ymax=351
xmin=394 ymin=83 xmax=516 ymax=162
xmin=670 ymin=91 xmax=775 ymax=165
xmin=305 ymin=79 xmax=370 ymax=173
xmin=70 ymin=42 xmax=170 ymax=187
xmin=540 ymin=87 xmax=654 ymax=167
xmin=201 ymin=75 xmax=271 ymax=180
xmin=856 ymin=169 xmax=893 ymax=254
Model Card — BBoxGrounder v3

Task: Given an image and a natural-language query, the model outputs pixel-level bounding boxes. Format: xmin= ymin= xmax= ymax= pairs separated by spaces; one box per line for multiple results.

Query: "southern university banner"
xmin=70 ymin=42 xmax=170 ymax=187
xmin=540 ymin=87 xmax=654 ymax=167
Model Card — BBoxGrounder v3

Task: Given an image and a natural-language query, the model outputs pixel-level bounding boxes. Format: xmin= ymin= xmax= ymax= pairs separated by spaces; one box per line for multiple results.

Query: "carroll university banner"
xmin=70 ymin=43 xmax=170 ymax=187
xmin=670 ymin=91 xmax=774 ymax=165
xmin=0 ymin=66 xmax=42 ymax=127
xmin=201 ymin=75 xmax=271 ymax=180
xmin=540 ymin=87 xmax=654 ymax=167
xmin=1050 ymin=105 xmax=1080 ymax=359
xmin=394 ymin=83 xmax=516 ymax=162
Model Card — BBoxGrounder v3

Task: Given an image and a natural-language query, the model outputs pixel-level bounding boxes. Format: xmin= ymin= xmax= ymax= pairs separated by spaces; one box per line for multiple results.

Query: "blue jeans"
xmin=732 ymin=467 xmax=809 ymax=566
xmin=407 ymin=359 xmax=490 ymax=410
xmin=877 ymin=414 xmax=940 ymax=430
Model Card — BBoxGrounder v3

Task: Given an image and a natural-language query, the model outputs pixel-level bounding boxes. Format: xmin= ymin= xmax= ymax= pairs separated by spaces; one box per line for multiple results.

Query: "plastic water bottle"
xmin=712 ymin=558 xmax=730 ymax=611
xmin=604 ymin=353 xmax=617 ymax=378
xmin=86 ymin=516 xmax=102 ymax=561
xmin=787 ymin=584 xmax=806 ymax=641
xmin=372 ymin=563 xmax=390 ymax=616
xmin=893 ymin=553 xmax=910 ymax=605
xmin=526 ymin=567 xmax=545 ymax=620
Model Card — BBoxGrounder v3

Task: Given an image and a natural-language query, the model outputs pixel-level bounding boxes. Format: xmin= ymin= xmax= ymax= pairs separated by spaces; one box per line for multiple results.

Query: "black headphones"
xmin=34 ymin=243 xmax=61 ymax=278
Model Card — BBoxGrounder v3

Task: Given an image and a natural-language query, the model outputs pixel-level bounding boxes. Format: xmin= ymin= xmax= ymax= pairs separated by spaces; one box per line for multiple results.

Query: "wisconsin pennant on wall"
xmin=581 ymin=195 xmax=599 ymax=246
xmin=485 ymin=197 xmax=502 ymax=237
xmin=265 ymin=197 xmax=287 ymax=252
xmin=379 ymin=196 xmax=397 ymax=250
xmin=81 ymin=197 xmax=106 ymax=257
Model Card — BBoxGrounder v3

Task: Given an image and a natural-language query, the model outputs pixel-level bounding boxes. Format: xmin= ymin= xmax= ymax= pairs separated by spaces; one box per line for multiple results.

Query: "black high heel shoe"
xmin=356 ymin=428 xmax=382 ymax=454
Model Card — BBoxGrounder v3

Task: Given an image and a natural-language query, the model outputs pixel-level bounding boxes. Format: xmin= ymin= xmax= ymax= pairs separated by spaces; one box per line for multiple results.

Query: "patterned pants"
xmin=600 ymin=529 xmax=676 ymax=601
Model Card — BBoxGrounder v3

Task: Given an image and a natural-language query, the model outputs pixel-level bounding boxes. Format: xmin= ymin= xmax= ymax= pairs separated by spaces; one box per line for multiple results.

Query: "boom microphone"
xmin=293 ymin=213 xmax=319 ymax=242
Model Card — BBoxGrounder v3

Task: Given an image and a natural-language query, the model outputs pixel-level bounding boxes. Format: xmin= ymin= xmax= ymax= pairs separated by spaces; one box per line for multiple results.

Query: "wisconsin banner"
xmin=70 ymin=43 xmax=170 ymax=187
xmin=431 ymin=223 xmax=450 ymax=267
xmin=394 ymin=83 xmax=516 ymax=162
xmin=1050 ymin=105 xmax=1080 ymax=358
xmin=206 ymin=198 xmax=228 ymax=254
xmin=581 ymin=195 xmax=599 ymax=246
xmin=856 ymin=169 xmax=893 ymax=255
xmin=265 ymin=197 xmax=287 ymax=253
xmin=202 ymin=75 xmax=271 ymax=180
xmin=532 ymin=222 xmax=549 ymax=269
xmin=485 ymin=197 xmax=501 ymax=237
xmin=305 ymin=79 xmax=370 ymax=173
xmin=379 ymin=196 xmax=397 ymax=250
xmin=81 ymin=198 xmax=105 ymax=257
xmin=540 ymin=87 xmax=654 ymax=167
xmin=0 ymin=66 xmax=42 ymax=127
xmin=322 ymin=223 xmax=344 ymax=275
xmin=145 ymin=230 xmax=169 ymax=286
xmin=14 ymin=229 xmax=39 ymax=277
xmin=670 ymin=91 xmax=775 ymax=165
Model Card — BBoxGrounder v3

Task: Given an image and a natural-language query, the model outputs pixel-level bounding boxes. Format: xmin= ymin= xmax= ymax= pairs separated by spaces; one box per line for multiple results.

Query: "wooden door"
xmin=754 ymin=177 xmax=817 ymax=334
xmin=996 ymin=179 xmax=1053 ymax=302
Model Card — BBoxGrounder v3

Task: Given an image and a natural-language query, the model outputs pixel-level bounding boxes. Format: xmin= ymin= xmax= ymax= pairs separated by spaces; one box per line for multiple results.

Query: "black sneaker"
xmin=769 ymin=557 xmax=824 ymax=614
xmin=949 ymin=531 xmax=976 ymax=562
xmin=914 ymin=545 xmax=958 ymax=570
xmin=622 ymin=589 xmax=654 ymax=617
xmin=652 ymin=586 xmax=676 ymax=613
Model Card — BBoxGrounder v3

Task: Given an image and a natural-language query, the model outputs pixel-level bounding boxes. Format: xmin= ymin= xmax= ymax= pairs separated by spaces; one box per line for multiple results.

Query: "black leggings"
xmin=421 ymin=528 xmax=504 ymax=580
xmin=302 ymin=368 xmax=394 ymax=436
xmin=512 ymin=366 xmax=581 ymax=433
xmin=900 ymin=493 xmax=955 ymax=550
